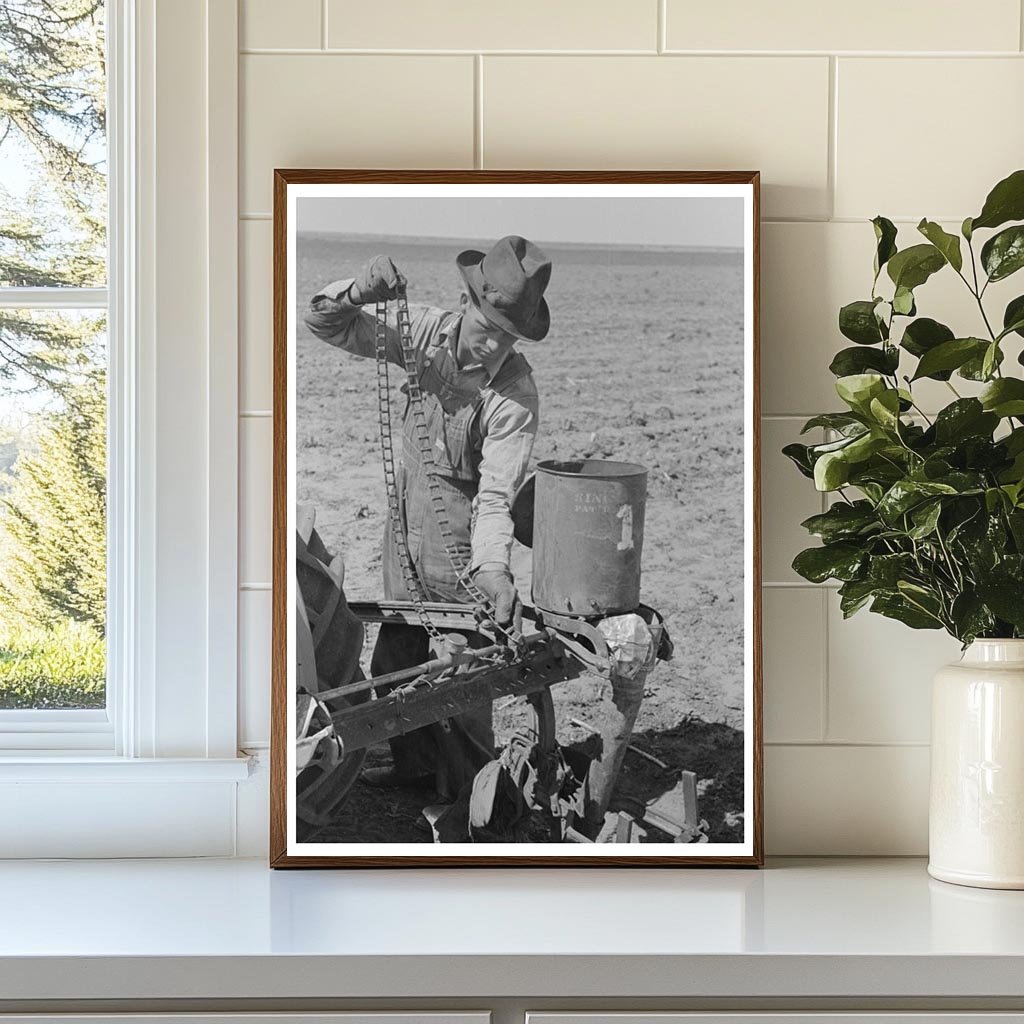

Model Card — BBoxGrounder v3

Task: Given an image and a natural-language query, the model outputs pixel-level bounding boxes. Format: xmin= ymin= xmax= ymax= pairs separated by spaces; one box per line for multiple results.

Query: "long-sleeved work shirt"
xmin=303 ymin=279 xmax=539 ymax=572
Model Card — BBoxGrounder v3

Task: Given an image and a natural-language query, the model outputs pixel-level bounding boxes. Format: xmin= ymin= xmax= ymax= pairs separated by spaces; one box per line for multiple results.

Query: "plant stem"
xmin=906 ymin=397 xmax=933 ymax=427
xmin=936 ymin=527 xmax=965 ymax=592
xmin=968 ymin=236 xmax=981 ymax=299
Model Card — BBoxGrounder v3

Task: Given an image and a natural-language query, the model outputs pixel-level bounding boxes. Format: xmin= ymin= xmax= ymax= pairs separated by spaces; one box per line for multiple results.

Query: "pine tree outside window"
xmin=0 ymin=0 xmax=244 ymax=853
xmin=0 ymin=2 xmax=109 ymax=733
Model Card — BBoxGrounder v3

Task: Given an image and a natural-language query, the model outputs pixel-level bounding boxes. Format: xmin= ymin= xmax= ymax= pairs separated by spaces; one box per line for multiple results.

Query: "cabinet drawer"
xmin=528 ymin=1016 xmax=1024 ymax=1024
xmin=0 ymin=1015 xmax=490 ymax=1024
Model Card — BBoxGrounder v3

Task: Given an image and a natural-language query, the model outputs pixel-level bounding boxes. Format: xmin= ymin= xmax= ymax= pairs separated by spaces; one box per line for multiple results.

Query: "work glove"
xmin=473 ymin=567 xmax=519 ymax=628
xmin=349 ymin=255 xmax=406 ymax=305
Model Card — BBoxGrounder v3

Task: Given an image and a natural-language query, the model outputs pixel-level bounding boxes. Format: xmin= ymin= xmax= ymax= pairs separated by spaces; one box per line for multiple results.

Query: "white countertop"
xmin=1 ymin=857 xmax=1023 ymax=1002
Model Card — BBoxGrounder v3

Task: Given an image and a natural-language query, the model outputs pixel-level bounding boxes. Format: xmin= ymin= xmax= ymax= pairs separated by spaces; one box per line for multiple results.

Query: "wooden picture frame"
xmin=271 ymin=170 xmax=762 ymax=867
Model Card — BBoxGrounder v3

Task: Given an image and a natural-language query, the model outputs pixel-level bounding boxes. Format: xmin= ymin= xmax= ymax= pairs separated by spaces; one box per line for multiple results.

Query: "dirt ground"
xmin=295 ymin=232 xmax=747 ymax=844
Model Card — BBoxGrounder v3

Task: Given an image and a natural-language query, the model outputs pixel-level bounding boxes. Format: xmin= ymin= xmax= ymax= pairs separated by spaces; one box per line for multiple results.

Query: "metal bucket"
xmin=531 ymin=459 xmax=647 ymax=617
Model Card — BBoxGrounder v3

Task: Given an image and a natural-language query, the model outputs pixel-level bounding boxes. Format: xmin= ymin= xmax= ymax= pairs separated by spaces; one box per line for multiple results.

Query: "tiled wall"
xmin=236 ymin=0 xmax=1024 ymax=854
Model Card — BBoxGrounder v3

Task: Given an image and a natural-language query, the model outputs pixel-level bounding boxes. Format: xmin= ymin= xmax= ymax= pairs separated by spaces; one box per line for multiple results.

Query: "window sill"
xmin=0 ymin=755 xmax=254 ymax=857
xmin=0 ymin=754 xmax=252 ymax=782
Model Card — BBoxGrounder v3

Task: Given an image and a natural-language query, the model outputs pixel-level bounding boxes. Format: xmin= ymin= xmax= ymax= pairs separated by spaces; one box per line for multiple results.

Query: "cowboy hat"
xmin=456 ymin=235 xmax=551 ymax=342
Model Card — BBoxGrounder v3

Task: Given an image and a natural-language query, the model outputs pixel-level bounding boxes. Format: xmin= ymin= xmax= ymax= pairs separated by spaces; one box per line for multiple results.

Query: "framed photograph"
xmin=271 ymin=170 xmax=762 ymax=867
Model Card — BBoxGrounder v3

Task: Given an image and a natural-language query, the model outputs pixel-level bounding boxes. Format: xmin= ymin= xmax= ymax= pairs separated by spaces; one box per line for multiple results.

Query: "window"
xmin=0 ymin=1 xmax=109 ymax=740
xmin=0 ymin=0 xmax=246 ymax=856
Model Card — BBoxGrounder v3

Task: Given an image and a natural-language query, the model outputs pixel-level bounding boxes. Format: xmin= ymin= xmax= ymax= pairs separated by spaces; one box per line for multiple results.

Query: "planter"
xmin=929 ymin=639 xmax=1024 ymax=889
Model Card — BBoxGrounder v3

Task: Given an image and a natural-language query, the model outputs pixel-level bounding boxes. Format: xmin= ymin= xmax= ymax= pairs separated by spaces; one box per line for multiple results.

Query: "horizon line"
xmin=295 ymin=229 xmax=743 ymax=254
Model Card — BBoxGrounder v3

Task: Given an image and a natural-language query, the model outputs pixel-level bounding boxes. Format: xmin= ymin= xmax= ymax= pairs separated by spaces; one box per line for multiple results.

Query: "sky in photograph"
xmin=295 ymin=196 xmax=744 ymax=250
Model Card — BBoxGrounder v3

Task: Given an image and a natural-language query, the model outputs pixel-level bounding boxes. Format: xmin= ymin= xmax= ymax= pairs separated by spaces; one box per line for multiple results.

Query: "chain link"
xmin=375 ymin=287 xmax=524 ymax=651
xmin=374 ymin=298 xmax=446 ymax=646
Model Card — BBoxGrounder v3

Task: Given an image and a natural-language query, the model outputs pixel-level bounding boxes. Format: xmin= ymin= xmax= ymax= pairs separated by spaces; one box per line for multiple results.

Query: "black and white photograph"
xmin=273 ymin=172 xmax=761 ymax=866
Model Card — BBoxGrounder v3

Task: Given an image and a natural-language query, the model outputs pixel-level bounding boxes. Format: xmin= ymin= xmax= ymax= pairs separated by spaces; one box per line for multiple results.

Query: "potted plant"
xmin=785 ymin=169 xmax=1024 ymax=888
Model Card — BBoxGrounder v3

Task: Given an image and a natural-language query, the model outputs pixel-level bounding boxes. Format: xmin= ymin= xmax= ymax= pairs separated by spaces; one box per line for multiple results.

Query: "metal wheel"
xmin=294 ymin=511 xmax=370 ymax=835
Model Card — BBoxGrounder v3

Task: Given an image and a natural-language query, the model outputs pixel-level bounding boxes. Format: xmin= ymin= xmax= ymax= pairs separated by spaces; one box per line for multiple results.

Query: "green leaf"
xmin=911 ymin=337 xmax=988 ymax=381
xmin=877 ymin=479 xmax=958 ymax=524
xmin=809 ymin=433 xmax=865 ymax=456
xmin=1006 ymin=428 xmax=1024 ymax=457
xmin=962 ymin=216 xmax=974 ymax=241
xmin=872 ymin=216 xmax=898 ymax=278
xmin=792 ymin=543 xmax=866 ymax=584
xmin=933 ymin=398 xmax=999 ymax=444
xmin=892 ymin=286 xmax=916 ymax=316
xmin=981 ymin=225 xmax=1024 ymax=283
xmin=960 ymin=344 xmax=1004 ymax=381
xmin=908 ymin=500 xmax=942 ymax=539
xmin=900 ymin=317 xmax=955 ymax=359
xmin=934 ymin=470 xmax=987 ymax=494
xmin=836 ymin=373 xmax=887 ymax=414
xmin=982 ymin=341 xmax=1001 ymax=381
xmin=849 ymin=457 xmax=908 ymax=490
xmin=1003 ymin=295 xmax=1024 ymax=340
xmin=800 ymin=412 xmax=866 ymax=435
xmin=868 ymin=389 xmax=902 ymax=430
xmin=839 ymin=299 xmax=887 ymax=345
xmin=856 ymin=481 xmax=885 ymax=504
xmin=782 ymin=442 xmax=814 ymax=479
xmin=887 ymin=243 xmax=946 ymax=291
xmin=917 ymin=219 xmax=963 ymax=272
xmin=838 ymin=578 xmax=883 ymax=618
xmin=1009 ymin=508 xmax=1024 ymax=546
xmin=800 ymin=501 xmax=879 ymax=543
xmin=949 ymin=503 xmax=1007 ymax=574
xmin=871 ymin=594 xmax=943 ymax=630
xmin=976 ymin=573 xmax=1024 ymax=629
xmin=998 ymin=434 xmax=1024 ymax=488
xmin=950 ymin=593 xmax=996 ymax=644
xmin=971 ymin=169 xmax=1024 ymax=232
xmin=829 ymin=345 xmax=899 ymax=378
xmin=985 ymin=487 xmax=1009 ymax=514
xmin=868 ymin=552 xmax=915 ymax=587
xmin=814 ymin=450 xmax=851 ymax=491
xmin=980 ymin=378 xmax=1024 ymax=418
xmin=845 ymin=431 xmax=888 ymax=464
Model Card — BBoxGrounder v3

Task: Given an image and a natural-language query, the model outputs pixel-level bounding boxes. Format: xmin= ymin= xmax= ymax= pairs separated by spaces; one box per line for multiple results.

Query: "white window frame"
xmin=0 ymin=0 xmax=250 ymax=857
xmin=0 ymin=12 xmax=115 ymax=750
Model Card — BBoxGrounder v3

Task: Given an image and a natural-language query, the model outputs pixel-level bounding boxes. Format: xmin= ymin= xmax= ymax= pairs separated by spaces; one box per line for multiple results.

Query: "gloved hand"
xmin=349 ymin=255 xmax=406 ymax=305
xmin=473 ymin=566 xmax=519 ymax=628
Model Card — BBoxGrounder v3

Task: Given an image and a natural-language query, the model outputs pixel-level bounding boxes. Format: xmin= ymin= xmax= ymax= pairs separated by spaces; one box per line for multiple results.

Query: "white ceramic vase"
xmin=929 ymin=639 xmax=1024 ymax=889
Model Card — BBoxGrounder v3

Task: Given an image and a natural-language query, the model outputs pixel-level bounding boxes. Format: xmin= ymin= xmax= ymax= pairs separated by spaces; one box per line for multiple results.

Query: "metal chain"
xmin=375 ymin=286 xmax=524 ymax=651
xmin=374 ymin=299 xmax=445 ymax=646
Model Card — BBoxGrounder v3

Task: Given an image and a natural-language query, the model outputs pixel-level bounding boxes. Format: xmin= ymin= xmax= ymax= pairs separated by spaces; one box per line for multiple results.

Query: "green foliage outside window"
xmin=0 ymin=1 xmax=107 ymax=709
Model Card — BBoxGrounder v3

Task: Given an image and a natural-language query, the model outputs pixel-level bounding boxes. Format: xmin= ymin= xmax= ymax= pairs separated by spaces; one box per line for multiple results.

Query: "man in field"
xmin=304 ymin=235 xmax=551 ymax=798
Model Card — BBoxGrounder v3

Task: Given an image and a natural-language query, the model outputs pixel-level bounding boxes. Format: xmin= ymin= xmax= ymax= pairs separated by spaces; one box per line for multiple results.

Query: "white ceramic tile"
xmin=836 ymin=58 xmax=1024 ymax=221
xmin=763 ymin=587 xmax=825 ymax=743
xmin=240 ymin=219 xmax=272 ymax=411
xmin=827 ymin=598 xmax=961 ymax=744
xmin=240 ymin=55 xmax=474 ymax=213
xmin=762 ymin=220 xmax=1021 ymax=416
xmin=765 ymin=744 xmax=929 ymax=854
xmin=761 ymin=417 xmax=824 ymax=584
xmin=666 ymin=0 xmax=1020 ymax=52
xmin=328 ymin=0 xmax=658 ymax=51
xmin=239 ymin=589 xmax=272 ymax=746
xmin=241 ymin=0 xmax=321 ymax=49
xmin=240 ymin=416 xmax=273 ymax=586
xmin=482 ymin=56 xmax=830 ymax=220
